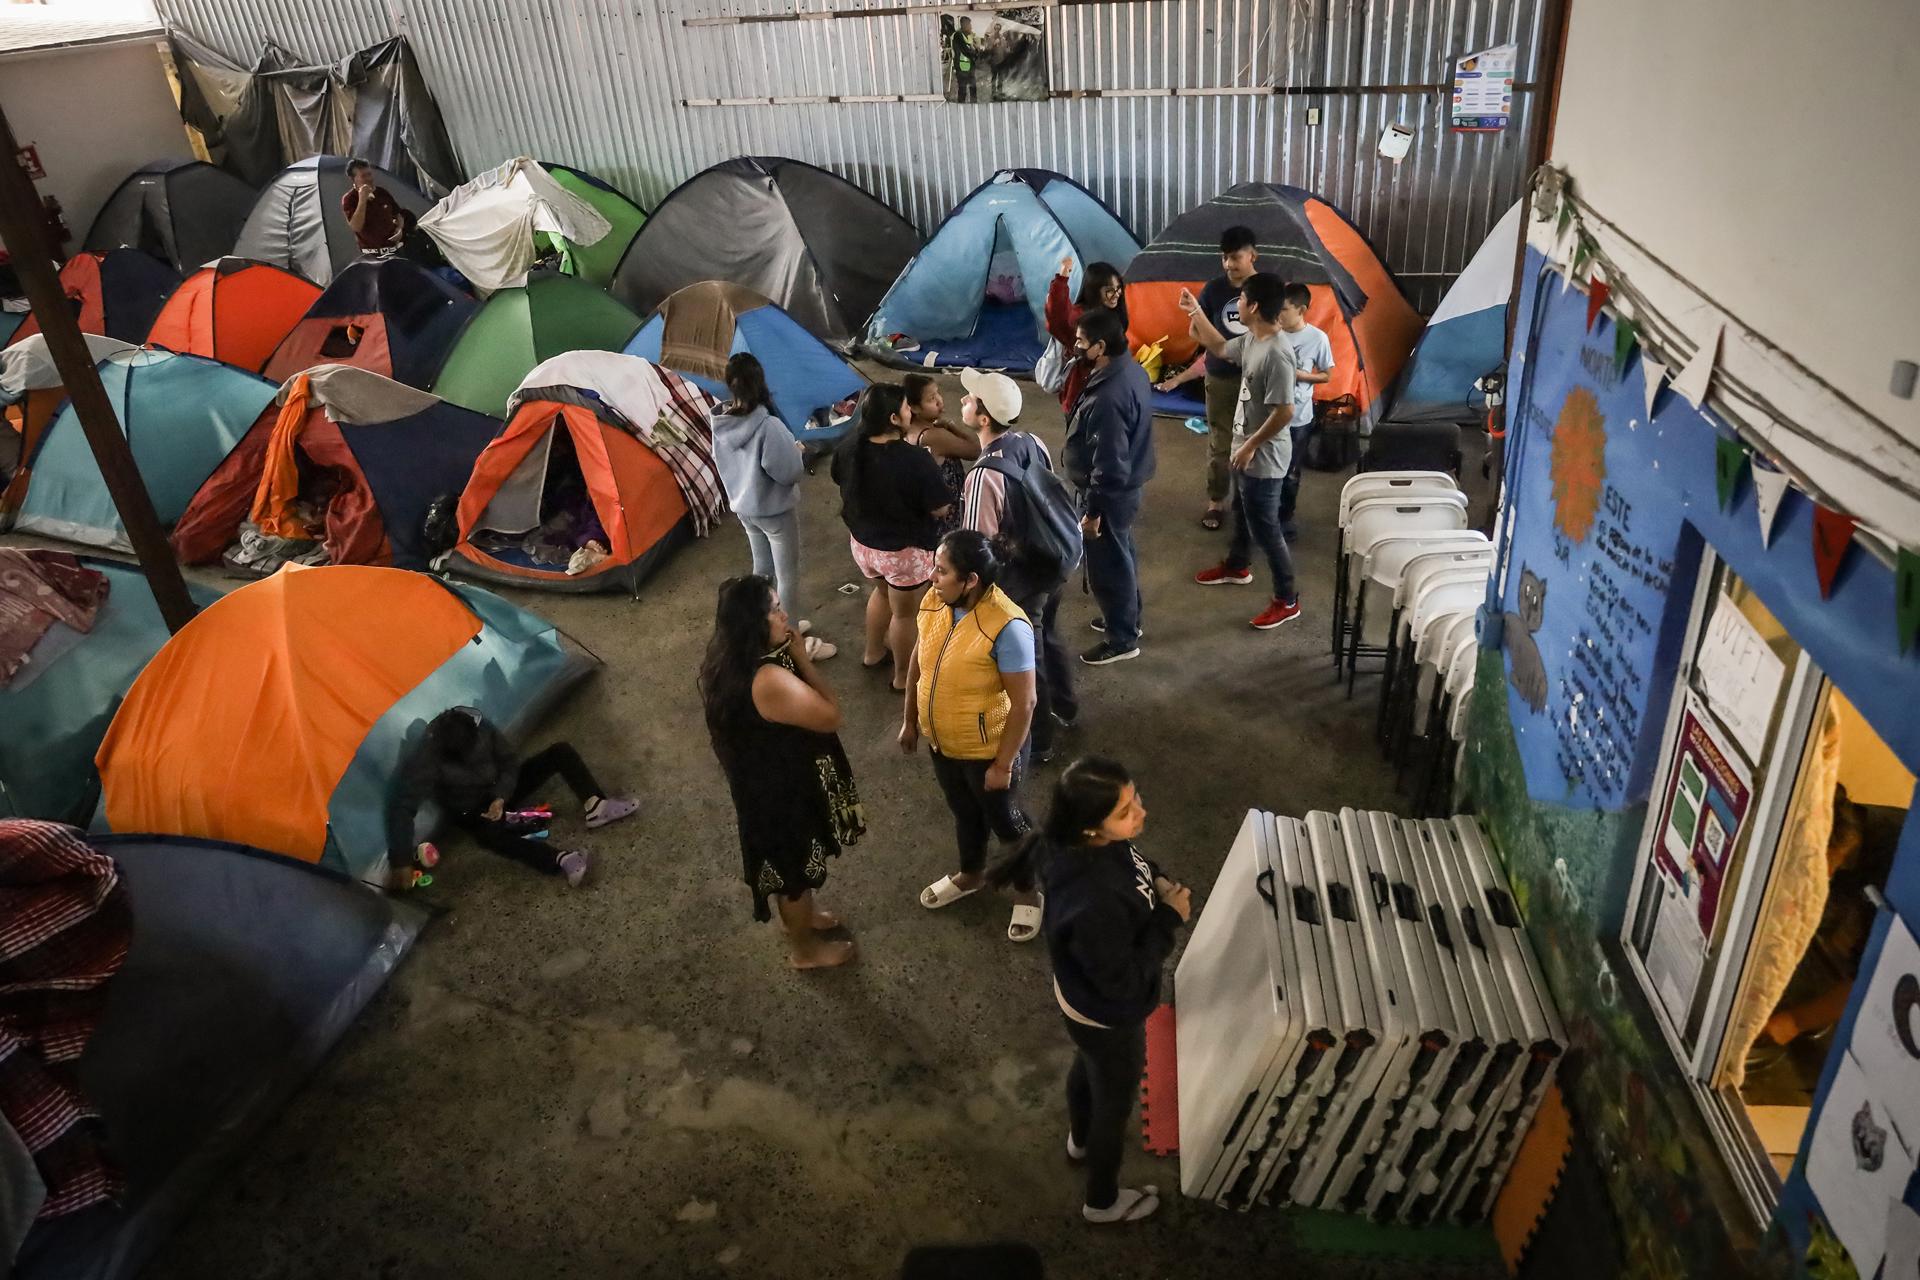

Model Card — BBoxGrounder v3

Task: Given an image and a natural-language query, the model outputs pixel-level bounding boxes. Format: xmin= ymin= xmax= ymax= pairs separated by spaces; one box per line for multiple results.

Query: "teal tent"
xmin=11 ymin=350 xmax=276 ymax=550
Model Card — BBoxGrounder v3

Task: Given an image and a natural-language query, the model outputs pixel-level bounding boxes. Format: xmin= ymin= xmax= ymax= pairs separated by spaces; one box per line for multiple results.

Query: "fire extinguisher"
xmin=40 ymin=195 xmax=70 ymax=255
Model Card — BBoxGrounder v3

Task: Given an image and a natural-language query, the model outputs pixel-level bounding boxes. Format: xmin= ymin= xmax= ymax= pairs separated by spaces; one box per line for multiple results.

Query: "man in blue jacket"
xmin=1064 ymin=307 xmax=1156 ymax=665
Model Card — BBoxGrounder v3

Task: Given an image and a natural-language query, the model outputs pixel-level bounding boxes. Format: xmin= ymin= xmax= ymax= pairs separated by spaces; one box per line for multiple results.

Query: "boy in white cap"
xmin=959 ymin=369 xmax=1079 ymax=761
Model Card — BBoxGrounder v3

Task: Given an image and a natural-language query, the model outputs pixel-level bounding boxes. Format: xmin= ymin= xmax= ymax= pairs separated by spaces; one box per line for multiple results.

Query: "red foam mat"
xmin=1140 ymin=1002 xmax=1179 ymax=1155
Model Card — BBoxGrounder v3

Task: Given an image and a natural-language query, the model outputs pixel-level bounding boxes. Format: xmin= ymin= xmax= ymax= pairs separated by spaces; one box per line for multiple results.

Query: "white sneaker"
xmin=1083 ymin=1186 xmax=1159 ymax=1224
xmin=805 ymin=635 xmax=838 ymax=660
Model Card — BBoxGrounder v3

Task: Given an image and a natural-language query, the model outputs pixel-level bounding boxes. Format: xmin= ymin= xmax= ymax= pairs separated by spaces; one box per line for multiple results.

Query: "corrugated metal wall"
xmin=153 ymin=0 xmax=1547 ymax=310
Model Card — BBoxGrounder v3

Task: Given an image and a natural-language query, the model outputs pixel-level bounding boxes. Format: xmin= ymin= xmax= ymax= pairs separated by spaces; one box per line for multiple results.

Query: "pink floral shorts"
xmin=849 ymin=536 xmax=934 ymax=589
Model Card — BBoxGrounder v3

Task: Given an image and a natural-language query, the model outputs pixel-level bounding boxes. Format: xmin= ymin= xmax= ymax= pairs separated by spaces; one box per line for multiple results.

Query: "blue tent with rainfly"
xmin=864 ymin=169 xmax=1140 ymax=374
xmin=10 ymin=349 xmax=277 ymax=550
xmin=1378 ymin=199 xmax=1524 ymax=426
xmin=625 ymin=280 xmax=867 ymax=440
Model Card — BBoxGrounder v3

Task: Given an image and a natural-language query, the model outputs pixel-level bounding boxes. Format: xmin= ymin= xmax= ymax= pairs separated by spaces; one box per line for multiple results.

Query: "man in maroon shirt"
xmin=341 ymin=158 xmax=413 ymax=254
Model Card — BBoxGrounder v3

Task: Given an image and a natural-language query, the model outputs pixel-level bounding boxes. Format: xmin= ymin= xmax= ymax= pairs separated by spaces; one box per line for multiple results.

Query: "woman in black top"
xmin=701 ymin=574 xmax=865 ymax=969
xmin=830 ymin=384 xmax=953 ymax=691
xmin=991 ymin=756 xmax=1192 ymax=1224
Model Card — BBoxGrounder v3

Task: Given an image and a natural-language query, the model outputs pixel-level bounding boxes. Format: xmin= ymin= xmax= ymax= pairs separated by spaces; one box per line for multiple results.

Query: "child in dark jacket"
xmin=385 ymin=707 xmax=639 ymax=889
xmin=991 ymin=755 xmax=1191 ymax=1224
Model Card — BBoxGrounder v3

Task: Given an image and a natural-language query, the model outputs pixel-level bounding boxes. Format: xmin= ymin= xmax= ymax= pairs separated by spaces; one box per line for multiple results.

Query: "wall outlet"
xmin=1306 ymin=106 xmax=1321 ymax=126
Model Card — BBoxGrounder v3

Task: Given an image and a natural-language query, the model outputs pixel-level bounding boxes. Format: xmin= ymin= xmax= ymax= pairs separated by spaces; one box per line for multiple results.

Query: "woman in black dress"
xmin=701 ymin=574 xmax=865 ymax=968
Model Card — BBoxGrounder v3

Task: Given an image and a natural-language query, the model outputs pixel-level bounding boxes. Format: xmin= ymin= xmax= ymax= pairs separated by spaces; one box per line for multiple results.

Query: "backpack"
xmin=1032 ymin=338 xmax=1069 ymax=395
xmin=975 ymin=444 xmax=1082 ymax=597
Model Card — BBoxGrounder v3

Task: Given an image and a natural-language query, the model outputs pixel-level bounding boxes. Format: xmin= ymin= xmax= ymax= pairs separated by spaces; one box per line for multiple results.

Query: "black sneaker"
xmin=1081 ymin=640 xmax=1140 ymax=666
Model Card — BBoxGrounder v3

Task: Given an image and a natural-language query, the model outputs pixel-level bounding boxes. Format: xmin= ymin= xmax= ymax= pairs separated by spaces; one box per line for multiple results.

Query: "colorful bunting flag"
xmin=1811 ymin=503 xmax=1857 ymax=600
xmin=1586 ymin=280 xmax=1612 ymax=333
xmin=1714 ymin=437 xmax=1749 ymax=511
xmin=1899 ymin=550 xmax=1920 ymax=654
xmin=1752 ymin=465 xmax=1791 ymax=547
xmin=1613 ymin=317 xmax=1639 ymax=375
xmin=1674 ymin=320 xmax=1722 ymax=408
xmin=1641 ymin=357 xmax=1669 ymax=420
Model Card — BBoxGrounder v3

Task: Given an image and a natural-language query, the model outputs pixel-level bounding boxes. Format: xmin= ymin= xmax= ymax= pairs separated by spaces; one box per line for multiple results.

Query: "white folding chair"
xmin=1343 ymin=532 xmax=1489 ymax=688
xmin=1332 ymin=494 xmax=1470 ymax=665
xmin=1413 ymin=638 xmax=1482 ymax=815
xmin=1337 ymin=472 xmax=1460 ymax=526
xmin=1369 ymin=546 xmax=1492 ymax=716
xmin=1381 ymin=569 xmax=1488 ymax=760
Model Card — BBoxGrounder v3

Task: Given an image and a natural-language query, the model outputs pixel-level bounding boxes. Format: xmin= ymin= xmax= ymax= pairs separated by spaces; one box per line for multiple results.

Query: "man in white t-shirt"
xmin=1274 ymin=281 xmax=1334 ymax=539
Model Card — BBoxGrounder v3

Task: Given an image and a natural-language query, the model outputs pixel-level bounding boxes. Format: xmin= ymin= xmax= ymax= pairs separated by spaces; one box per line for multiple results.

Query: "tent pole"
xmin=0 ymin=105 xmax=198 ymax=633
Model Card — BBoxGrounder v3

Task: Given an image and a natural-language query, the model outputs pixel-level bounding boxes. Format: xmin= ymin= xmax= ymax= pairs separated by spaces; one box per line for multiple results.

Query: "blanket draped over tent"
xmin=420 ymin=158 xmax=610 ymax=294
xmin=0 ymin=820 xmax=131 ymax=1221
xmin=0 ymin=552 xmax=108 ymax=688
xmin=166 ymin=31 xmax=462 ymax=198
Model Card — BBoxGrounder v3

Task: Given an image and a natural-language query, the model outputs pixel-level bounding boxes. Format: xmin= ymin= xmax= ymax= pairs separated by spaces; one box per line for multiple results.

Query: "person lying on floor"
xmin=384 ymin=707 xmax=639 ymax=889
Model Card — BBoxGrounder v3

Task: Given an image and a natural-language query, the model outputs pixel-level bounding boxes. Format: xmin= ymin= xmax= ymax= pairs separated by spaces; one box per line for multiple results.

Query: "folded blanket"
xmin=0 ymin=820 xmax=132 ymax=1218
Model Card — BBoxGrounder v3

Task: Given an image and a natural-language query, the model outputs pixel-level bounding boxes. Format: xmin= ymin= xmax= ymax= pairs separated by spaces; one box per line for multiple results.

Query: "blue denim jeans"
xmin=1227 ymin=471 xmax=1297 ymax=602
xmin=1277 ymin=424 xmax=1309 ymax=532
xmin=1082 ymin=486 xmax=1143 ymax=648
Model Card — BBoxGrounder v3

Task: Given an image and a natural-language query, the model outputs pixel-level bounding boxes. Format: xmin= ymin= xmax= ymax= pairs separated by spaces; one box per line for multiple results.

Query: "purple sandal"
xmin=585 ymin=796 xmax=640 ymax=828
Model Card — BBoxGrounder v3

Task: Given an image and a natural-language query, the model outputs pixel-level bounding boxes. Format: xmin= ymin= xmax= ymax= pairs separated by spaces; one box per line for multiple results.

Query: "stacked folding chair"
xmin=1175 ymin=808 xmax=1565 ymax=1224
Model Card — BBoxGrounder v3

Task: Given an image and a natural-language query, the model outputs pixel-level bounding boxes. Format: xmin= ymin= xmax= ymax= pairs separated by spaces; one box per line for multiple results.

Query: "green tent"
xmin=432 ymin=272 xmax=644 ymax=416
xmin=536 ymin=163 xmax=648 ymax=289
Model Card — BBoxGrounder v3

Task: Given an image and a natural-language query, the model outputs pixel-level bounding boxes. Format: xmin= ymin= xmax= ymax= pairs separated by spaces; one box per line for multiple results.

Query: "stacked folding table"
xmin=1174 ymin=808 xmax=1564 ymax=1223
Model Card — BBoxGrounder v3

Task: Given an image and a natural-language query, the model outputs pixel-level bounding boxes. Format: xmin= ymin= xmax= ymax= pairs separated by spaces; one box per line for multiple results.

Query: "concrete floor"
xmin=143 ymin=371 xmax=1500 ymax=1280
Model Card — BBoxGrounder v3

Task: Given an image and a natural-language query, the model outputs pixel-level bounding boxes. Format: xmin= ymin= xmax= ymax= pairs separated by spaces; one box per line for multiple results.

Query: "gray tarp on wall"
xmin=168 ymin=30 xmax=462 ymax=198
xmin=11 ymin=835 xmax=426 ymax=1280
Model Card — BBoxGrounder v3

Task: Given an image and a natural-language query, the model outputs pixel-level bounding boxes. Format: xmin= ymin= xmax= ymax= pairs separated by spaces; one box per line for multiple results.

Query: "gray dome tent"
xmin=610 ymin=156 xmax=921 ymax=348
xmin=232 ymin=155 xmax=431 ymax=286
xmin=84 ymin=159 xmax=256 ymax=273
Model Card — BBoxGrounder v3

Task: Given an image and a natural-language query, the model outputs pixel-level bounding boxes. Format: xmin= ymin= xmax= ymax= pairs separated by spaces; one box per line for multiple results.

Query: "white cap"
xmin=960 ymin=368 xmax=1022 ymax=427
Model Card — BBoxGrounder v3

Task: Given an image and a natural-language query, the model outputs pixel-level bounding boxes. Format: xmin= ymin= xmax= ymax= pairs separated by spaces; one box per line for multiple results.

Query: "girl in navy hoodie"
xmin=991 ymin=755 xmax=1191 ymax=1224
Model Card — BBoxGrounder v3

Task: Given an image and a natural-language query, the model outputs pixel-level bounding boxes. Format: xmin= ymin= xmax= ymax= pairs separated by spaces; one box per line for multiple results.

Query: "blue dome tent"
xmin=865 ymin=169 xmax=1139 ymax=374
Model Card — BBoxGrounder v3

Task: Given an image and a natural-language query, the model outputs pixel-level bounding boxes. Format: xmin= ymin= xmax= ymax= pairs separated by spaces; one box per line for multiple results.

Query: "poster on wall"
xmin=1806 ymin=1050 xmax=1915 ymax=1278
xmin=940 ymin=8 xmax=1049 ymax=103
xmin=1653 ymin=694 xmax=1754 ymax=936
xmin=1692 ymin=593 xmax=1788 ymax=763
xmin=1845 ymin=912 xmax=1920 ymax=1150
xmin=1451 ymin=43 xmax=1516 ymax=131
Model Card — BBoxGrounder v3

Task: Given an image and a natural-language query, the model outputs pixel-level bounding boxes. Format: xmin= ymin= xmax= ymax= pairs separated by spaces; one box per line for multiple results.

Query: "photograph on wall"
xmin=940 ymin=8 xmax=1049 ymax=103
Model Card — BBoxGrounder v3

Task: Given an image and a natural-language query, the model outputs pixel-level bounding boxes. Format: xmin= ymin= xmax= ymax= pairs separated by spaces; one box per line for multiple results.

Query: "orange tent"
xmin=94 ymin=563 xmax=589 ymax=878
xmin=454 ymin=393 xmax=692 ymax=591
xmin=1125 ymin=184 xmax=1423 ymax=423
xmin=6 ymin=249 xmax=178 ymax=346
xmin=145 ymin=257 xmax=321 ymax=372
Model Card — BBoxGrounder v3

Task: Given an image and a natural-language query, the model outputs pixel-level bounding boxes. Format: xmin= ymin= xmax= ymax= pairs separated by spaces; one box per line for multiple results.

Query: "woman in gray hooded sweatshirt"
xmin=710 ymin=354 xmax=837 ymax=659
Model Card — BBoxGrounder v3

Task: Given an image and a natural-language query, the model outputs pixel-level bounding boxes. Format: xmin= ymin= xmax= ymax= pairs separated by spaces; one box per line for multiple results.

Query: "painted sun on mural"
xmin=1551 ymin=385 xmax=1609 ymax=543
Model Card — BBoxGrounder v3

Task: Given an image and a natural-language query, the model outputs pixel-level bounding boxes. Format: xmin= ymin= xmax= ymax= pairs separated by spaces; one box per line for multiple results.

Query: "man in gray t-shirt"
xmin=1178 ymin=273 xmax=1302 ymax=629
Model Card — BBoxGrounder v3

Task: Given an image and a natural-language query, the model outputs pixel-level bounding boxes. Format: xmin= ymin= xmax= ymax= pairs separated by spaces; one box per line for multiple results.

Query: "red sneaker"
xmin=1195 ymin=562 xmax=1254 ymax=586
xmin=1251 ymin=598 xmax=1302 ymax=630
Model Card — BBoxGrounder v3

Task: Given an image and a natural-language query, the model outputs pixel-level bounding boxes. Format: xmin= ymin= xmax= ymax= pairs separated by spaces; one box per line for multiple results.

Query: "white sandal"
xmin=804 ymin=634 xmax=838 ymax=660
xmin=1007 ymin=898 xmax=1043 ymax=943
xmin=919 ymin=875 xmax=982 ymax=909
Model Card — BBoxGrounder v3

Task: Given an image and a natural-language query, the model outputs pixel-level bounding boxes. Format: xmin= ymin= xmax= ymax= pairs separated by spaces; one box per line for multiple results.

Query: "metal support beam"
xmin=0 ymin=105 xmax=197 ymax=632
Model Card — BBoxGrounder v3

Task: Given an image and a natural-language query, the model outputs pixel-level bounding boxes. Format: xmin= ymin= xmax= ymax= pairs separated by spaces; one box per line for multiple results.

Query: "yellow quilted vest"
xmin=914 ymin=584 xmax=1030 ymax=760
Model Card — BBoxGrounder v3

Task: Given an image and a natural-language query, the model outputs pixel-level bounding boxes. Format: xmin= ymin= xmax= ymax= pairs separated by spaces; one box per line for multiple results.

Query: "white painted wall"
xmin=0 ymin=39 xmax=191 ymax=253
xmin=1551 ymin=0 xmax=1920 ymax=433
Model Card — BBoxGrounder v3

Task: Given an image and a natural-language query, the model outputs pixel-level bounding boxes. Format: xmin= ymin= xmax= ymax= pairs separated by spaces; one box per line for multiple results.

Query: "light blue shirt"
xmin=951 ymin=608 xmax=1036 ymax=674
xmin=1281 ymin=324 xmax=1334 ymax=427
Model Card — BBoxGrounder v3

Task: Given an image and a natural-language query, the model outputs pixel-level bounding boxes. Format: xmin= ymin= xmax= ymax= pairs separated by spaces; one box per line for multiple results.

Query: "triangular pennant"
xmin=1673 ymin=321 xmax=1723 ymax=407
xmin=1613 ymin=317 xmax=1639 ymax=374
xmin=1586 ymin=280 xmax=1611 ymax=333
xmin=1811 ymin=503 xmax=1857 ymax=599
xmin=1555 ymin=201 xmax=1572 ymax=239
xmin=1752 ymin=465 xmax=1791 ymax=546
xmin=1641 ymin=357 xmax=1669 ymax=419
xmin=1714 ymin=437 xmax=1749 ymax=511
xmin=1898 ymin=549 xmax=1920 ymax=654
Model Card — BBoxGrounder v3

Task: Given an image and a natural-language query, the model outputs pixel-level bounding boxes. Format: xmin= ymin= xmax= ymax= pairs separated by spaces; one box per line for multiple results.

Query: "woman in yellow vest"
xmin=899 ymin=529 xmax=1042 ymax=941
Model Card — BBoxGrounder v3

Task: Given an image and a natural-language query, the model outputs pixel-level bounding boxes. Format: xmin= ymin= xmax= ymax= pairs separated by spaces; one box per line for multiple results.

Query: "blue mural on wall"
xmin=1499 ymin=245 xmax=1920 ymax=1271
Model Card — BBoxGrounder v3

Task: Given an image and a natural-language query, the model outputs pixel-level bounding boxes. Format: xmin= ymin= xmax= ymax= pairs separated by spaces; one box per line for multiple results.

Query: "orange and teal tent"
xmin=1125 ymin=183 xmax=1423 ymax=424
xmin=145 ymin=257 xmax=321 ymax=372
xmin=5 ymin=249 xmax=179 ymax=347
xmin=94 ymin=564 xmax=593 ymax=880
